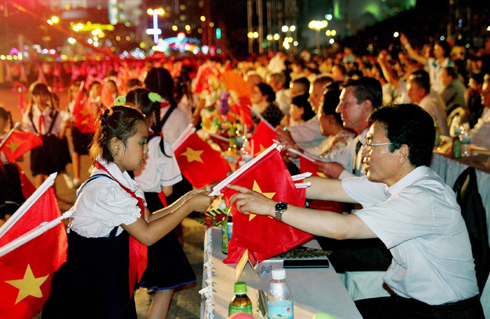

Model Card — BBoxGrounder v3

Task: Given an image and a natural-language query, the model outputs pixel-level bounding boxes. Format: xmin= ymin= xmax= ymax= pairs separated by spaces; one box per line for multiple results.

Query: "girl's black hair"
xmin=125 ymin=88 xmax=170 ymax=157
xmin=89 ymin=106 xmax=147 ymax=164
xmin=27 ymin=82 xmax=58 ymax=120
xmin=144 ymin=68 xmax=178 ymax=133
xmin=0 ymin=107 xmax=13 ymax=130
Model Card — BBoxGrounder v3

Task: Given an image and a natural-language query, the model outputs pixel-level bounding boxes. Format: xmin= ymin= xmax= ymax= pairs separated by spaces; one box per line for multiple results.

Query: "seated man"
xmin=229 ymin=103 xmax=483 ymax=319
xmin=470 ymin=74 xmax=490 ymax=149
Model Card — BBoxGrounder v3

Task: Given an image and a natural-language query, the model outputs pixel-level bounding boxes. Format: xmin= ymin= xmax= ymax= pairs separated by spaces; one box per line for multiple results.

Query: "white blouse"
xmin=69 ymin=159 xmax=146 ymax=238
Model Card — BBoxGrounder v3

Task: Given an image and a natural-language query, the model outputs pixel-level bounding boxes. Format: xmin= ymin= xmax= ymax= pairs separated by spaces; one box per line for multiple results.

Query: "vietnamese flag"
xmin=0 ymin=186 xmax=68 ymax=319
xmin=249 ymin=121 xmax=278 ymax=156
xmin=299 ymin=156 xmax=348 ymax=214
xmin=221 ymin=148 xmax=312 ymax=263
xmin=0 ymin=131 xmax=43 ymax=163
xmin=174 ymin=132 xmax=231 ymax=188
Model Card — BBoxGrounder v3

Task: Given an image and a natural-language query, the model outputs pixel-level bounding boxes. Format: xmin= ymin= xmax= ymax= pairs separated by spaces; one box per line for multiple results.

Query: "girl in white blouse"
xmin=42 ymin=106 xmax=213 ymax=319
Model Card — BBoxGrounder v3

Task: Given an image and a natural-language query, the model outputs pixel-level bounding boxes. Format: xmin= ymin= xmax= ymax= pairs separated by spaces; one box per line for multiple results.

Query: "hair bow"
xmin=148 ymin=92 xmax=162 ymax=103
xmin=113 ymin=96 xmax=126 ymax=106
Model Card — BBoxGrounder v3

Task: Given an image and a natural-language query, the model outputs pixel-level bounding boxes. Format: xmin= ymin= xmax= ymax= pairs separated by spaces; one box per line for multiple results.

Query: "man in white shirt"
xmin=470 ymin=74 xmax=490 ymax=148
xmin=268 ymin=72 xmax=291 ymax=116
xmin=407 ymin=70 xmax=449 ymax=136
xmin=229 ymin=104 xmax=483 ymax=319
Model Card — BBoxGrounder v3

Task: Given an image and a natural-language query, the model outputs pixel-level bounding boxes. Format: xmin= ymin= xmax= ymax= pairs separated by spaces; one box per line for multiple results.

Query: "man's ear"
xmin=362 ymin=99 xmax=373 ymax=115
xmin=398 ymin=144 xmax=410 ymax=164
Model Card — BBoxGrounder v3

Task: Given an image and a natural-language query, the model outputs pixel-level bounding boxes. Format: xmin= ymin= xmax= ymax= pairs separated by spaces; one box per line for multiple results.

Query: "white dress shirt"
xmin=419 ymin=92 xmax=449 ymax=136
xmin=344 ymin=166 xmax=479 ymax=305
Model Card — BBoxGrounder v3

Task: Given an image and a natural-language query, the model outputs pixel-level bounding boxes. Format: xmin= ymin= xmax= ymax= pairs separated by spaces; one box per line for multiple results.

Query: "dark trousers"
xmin=355 ymin=294 xmax=484 ymax=319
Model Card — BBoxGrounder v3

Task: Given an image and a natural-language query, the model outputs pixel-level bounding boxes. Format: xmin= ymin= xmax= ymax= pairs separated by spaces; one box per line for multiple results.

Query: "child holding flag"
xmin=125 ymin=88 xmax=196 ymax=319
xmin=42 ymin=106 xmax=212 ymax=319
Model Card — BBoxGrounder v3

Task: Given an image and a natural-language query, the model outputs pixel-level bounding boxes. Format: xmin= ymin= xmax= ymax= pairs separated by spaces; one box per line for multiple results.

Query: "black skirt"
xmin=30 ymin=134 xmax=71 ymax=176
xmin=42 ymin=230 xmax=136 ymax=319
xmin=0 ymin=163 xmax=25 ymax=218
xmin=137 ymin=192 xmax=196 ymax=290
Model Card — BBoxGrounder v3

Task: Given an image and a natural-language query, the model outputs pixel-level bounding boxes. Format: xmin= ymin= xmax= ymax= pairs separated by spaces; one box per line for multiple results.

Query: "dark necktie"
xmin=352 ymin=140 xmax=363 ymax=174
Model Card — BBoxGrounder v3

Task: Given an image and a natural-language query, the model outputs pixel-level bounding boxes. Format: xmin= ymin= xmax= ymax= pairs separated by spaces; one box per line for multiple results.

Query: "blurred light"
xmin=253 ymin=32 xmax=259 ymax=38
xmin=172 ymin=25 xmax=178 ymax=31
xmin=116 ymin=36 xmax=121 ymax=41
xmin=326 ymin=30 xmax=331 ymax=36
xmin=487 ymin=26 xmax=490 ymax=31
xmin=290 ymin=25 xmax=296 ymax=32
xmin=308 ymin=20 xmax=328 ymax=30
xmin=47 ymin=20 xmax=53 ymax=25
xmin=329 ymin=39 xmax=335 ymax=44
xmin=193 ymin=47 xmax=200 ymax=54
xmin=217 ymin=49 xmax=221 ymax=54
xmin=126 ymin=36 xmax=131 ymax=41
xmin=88 ymin=38 xmax=93 ymax=44
xmin=267 ymin=34 xmax=273 ymax=41
xmin=440 ymin=36 xmax=445 ymax=40
xmin=216 ymin=28 xmax=221 ymax=39
xmin=185 ymin=25 xmax=191 ymax=31
xmin=247 ymin=32 xmax=253 ymax=38
xmin=274 ymin=33 xmax=280 ymax=40
xmin=293 ymin=41 xmax=298 ymax=46
xmin=68 ymin=37 xmax=76 ymax=44
xmin=281 ymin=25 xmax=288 ymax=32
xmin=394 ymin=32 xmax=399 ymax=37
xmin=93 ymin=42 xmax=99 ymax=47
xmin=0 ymin=55 xmax=5 ymax=60
xmin=140 ymin=42 xmax=146 ymax=48
xmin=332 ymin=30 xmax=336 ymax=36
xmin=198 ymin=28 xmax=203 ymax=33
xmin=177 ymin=32 xmax=185 ymax=40
xmin=209 ymin=22 xmax=214 ymax=27
xmin=202 ymin=46 xmax=209 ymax=54
xmin=466 ymin=44 xmax=470 ymax=48
xmin=325 ymin=14 xmax=333 ymax=20
xmin=51 ymin=16 xmax=59 ymax=23
xmin=49 ymin=49 xmax=56 ymax=54
xmin=157 ymin=8 xmax=164 ymax=15
xmin=147 ymin=9 xmax=154 ymax=15
xmin=7 ymin=55 xmax=12 ymax=60
xmin=200 ymin=16 xmax=206 ymax=21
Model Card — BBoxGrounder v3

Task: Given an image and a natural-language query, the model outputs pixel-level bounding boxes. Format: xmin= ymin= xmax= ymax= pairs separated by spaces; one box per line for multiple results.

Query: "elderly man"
xmin=268 ymin=72 xmax=290 ymax=116
xmin=230 ymin=104 xmax=483 ymax=319
xmin=440 ymin=66 xmax=466 ymax=114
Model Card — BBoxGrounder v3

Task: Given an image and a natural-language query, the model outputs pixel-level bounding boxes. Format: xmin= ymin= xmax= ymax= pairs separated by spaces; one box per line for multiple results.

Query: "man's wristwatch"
xmin=274 ymin=202 xmax=288 ymax=221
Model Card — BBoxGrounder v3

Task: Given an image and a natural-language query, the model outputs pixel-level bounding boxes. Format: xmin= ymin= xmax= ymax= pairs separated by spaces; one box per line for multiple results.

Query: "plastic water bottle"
xmin=229 ymin=282 xmax=253 ymax=316
xmin=267 ymin=269 xmax=293 ymax=319
xmin=461 ymin=127 xmax=471 ymax=157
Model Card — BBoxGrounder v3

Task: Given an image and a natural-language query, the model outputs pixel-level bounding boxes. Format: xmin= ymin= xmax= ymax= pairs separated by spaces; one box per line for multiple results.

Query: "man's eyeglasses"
xmin=363 ymin=140 xmax=394 ymax=151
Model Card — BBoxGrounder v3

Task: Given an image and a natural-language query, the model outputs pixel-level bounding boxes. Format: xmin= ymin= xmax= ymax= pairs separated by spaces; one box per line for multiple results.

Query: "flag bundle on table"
xmin=298 ymin=154 xmax=349 ymax=214
xmin=0 ymin=130 xmax=43 ymax=163
xmin=0 ymin=175 xmax=69 ymax=319
xmin=174 ymin=132 xmax=231 ymax=188
xmin=215 ymin=145 xmax=312 ymax=264
xmin=249 ymin=120 xmax=278 ymax=156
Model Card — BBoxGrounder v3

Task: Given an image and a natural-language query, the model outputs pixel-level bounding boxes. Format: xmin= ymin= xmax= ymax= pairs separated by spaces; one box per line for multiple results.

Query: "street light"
xmin=146 ymin=8 xmax=165 ymax=44
xmin=308 ymin=20 xmax=328 ymax=52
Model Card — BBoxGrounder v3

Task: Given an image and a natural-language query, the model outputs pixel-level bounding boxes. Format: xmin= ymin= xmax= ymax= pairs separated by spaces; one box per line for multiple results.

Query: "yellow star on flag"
xmin=6 ymin=264 xmax=49 ymax=304
xmin=254 ymin=144 xmax=268 ymax=156
xmin=249 ymin=180 xmax=276 ymax=221
xmin=180 ymin=147 xmax=204 ymax=163
xmin=6 ymin=142 xmax=20 ymax=152
xmin=317 ymin=172 xmax=326 ymax=178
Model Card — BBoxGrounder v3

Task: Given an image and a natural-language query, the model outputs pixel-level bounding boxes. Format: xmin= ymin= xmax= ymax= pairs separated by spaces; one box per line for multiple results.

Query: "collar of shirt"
xmin=94 ymin=157 xmax=139 ymax=193
xmin=385 ymin=165 xmax=429 ymax=197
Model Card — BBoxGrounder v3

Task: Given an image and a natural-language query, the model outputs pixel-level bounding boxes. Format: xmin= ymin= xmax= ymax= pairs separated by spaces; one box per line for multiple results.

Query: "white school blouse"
xmin=69 ymin=159 xmax=146 ymax=238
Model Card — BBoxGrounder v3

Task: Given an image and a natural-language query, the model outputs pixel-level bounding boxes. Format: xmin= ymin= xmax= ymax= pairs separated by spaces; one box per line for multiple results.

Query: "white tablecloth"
xmin=201 ymin=227 xmax=363 ymax=319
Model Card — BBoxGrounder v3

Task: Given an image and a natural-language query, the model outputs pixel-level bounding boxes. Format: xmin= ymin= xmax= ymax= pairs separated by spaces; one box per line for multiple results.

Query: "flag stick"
xmin=171 ymin=124 xmax=195 ymax=150
xmin=0 ymin=122 xmax=20 ymax=153
xmin=291 ymin=172 xmax=312 ymax=181
xmin=247 ymin=105 xmax=276 ymax=131
xmin=210 ymin=143 xmax=282 ymax=196
xmin=287 ymin=148 xmax=320 ymax=162
xmin=0 ymin=211 xmax=72 ymax=258
xmin=294 ymin=182 xmax=311 ymax=189
xmin=0 ymin=173 xmax=57 ymax=237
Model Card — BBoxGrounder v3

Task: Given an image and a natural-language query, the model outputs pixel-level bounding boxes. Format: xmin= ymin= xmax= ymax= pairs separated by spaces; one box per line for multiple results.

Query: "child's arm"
xmin=147 ymin=188 xmax=208 ymax=221
xmin=121 ymin=192 xmax=212 ymax=246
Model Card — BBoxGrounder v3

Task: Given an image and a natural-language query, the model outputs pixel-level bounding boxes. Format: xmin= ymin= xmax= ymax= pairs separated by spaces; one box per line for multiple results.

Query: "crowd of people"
xmin=1 ymin=32 xmax=490 ymax=318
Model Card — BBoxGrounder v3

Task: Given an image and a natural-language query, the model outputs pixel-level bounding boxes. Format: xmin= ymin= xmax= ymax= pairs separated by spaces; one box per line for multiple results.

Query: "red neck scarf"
xmin=95 ymin=162 xmax=147 ymax=297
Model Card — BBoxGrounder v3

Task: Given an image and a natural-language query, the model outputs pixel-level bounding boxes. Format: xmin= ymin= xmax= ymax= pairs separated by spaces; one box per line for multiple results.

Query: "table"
xmin=200 ymin=227 xmax=363 ymax=319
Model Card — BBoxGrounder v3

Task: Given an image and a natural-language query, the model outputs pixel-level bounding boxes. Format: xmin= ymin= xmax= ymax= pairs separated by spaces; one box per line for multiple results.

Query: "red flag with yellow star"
xmin=249 ymin=120 xmax=278 ymax=157
xmin=0 ymin=131 xmax=43 ymax=163
xmin=221 ymin=148 xmax=312 ymax=263
xmin=0 ymin=187 xmax=68 ymax=319
xmin=299 ymin=156 xmax=348 ymax=214
xmin=174 ymin=132 xmax=231 ymax=188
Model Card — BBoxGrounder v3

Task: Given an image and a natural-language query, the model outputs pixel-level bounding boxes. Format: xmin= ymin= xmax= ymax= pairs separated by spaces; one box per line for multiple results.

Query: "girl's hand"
xmin=227 ymin=184 xmax=275 ymax=217
xmin=188 ymin=193 xmax=214 ymax=213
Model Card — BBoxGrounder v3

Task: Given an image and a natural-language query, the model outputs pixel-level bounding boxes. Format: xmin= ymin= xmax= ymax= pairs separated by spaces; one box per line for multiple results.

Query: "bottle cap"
xmin=234 ymin=281 xmax=247 ymax=294
xmin=272 ymin=269 xmax=286 ymax=280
